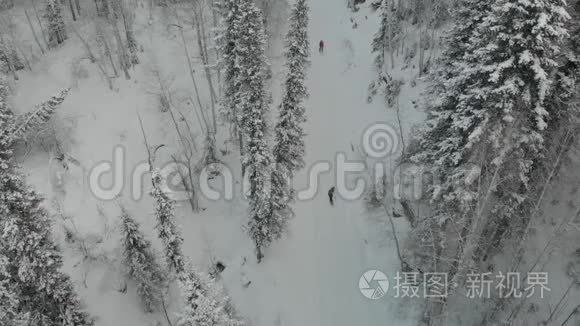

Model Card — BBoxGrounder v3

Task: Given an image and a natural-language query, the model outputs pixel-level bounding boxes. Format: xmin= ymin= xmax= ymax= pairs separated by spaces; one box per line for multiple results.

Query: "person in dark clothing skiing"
xmin=328 ymin=186 xmax=335 ymax=205
xmin=319 ymin=40 xmax=324 ymax=54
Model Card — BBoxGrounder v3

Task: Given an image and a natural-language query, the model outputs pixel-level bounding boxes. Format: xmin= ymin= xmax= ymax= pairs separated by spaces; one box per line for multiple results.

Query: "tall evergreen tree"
xmin=150 ymin=170 xmax=185 ymax=274
xmin=270 ymin=0 xmax=310 ymax=238
xmin=371 ymin=0 xmax=401 ymax=71
xmin=409 ymin=0 xmax=571 ymax=285
xmin=216 ymin=0 xmax=244 ymax=142
xmin=430 ymin=0 xmax=451 ymax=29
xmin=44 ymin=0 xmax=67 ymax=47
xmin=409 ymin=1 xmax=573 ymax=322
xmin=410 ymin=0 xmax=493 ymax=170
xmin=147 ymin=171 xmax=240 ymax=324
xmin=0 ymin=74 xmax=10 ymax=119
xmin=119 ymin=208 xmax=165 ymax=313
xmin=0 ymin=253 xmax=29 ymax=326
xmin=177 ymin=265 xmax=240 ymax=326
xmin=235 ymin=0 xmax=277 ymax=262
xmin=368 ymin=0 xmax=403 ymax=104
xmin=0 ymin=88 xmax=93 ymax=325
xmin=273 ymin=0 xmax=310 ymax=175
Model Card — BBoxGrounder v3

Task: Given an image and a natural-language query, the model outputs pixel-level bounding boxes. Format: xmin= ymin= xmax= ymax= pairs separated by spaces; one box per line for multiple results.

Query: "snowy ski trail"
xmin=267 ymin=1 xmax=413 ymax=325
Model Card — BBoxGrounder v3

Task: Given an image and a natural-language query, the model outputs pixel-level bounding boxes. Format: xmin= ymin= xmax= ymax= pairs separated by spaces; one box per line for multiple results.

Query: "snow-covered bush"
xmin=368 ymin=72 xmax=402 ymax=107
xmin=365 ymin=173 xmax=387 ymax=210
xmin=177 ymin=265 xmax=242 ymax=326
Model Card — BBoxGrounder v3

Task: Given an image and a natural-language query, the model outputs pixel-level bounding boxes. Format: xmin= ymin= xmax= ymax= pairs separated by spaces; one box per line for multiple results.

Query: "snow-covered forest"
xmin=0 ymin=0 xmax=579 ymax=325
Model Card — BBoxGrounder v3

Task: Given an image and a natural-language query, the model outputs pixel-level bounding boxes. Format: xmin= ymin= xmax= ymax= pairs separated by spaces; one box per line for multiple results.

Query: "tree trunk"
xmin=68 ymin=0 xmax=77 ymax=21
xmin=418 ymin=27 xmax=424 ymax=76
xmin=16 ymin=45 xmax=32 ymax=70
xmin=0 ymin=36 xmax=19 ymax=80
xmin=31 ymin=0 xmax=49 ymax=48
xmin=72 ymin=27 xmax=113 ymax=89
xmin=25 ymin=10 xmax=45 ymax=54
xmin=208 ymin=0 xmax=221 ymax=93
xmin=193 ymin=5 xmax=217 ymax=134
xmin=98 ymin=24 xmax=119 ymax=76
xmin=75 ymin=0 xmax=81 ymax=15
xmin=173 ymin=12 xmax=211 ymax=153
xmin=109 ymin=10 xmax=131 ymax=79
xmin=120 ymin=2 xmax=139 ymax=65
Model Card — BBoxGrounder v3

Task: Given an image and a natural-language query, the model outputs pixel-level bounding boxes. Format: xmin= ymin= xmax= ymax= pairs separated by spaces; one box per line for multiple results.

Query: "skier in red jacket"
xmin=319 ymin=40 xmax=324 ymax=54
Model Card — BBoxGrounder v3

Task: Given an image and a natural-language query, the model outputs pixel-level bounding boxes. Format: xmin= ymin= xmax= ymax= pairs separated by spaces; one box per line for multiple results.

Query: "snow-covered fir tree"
xmin=429 ymin=0 xmax=450 ymax=29
xmin=0 ymin=253 xmax=29 ymax=326
xmin=151 ymin=170 xmax=185 ymax=274
xmin=270 ymin=0 xmax=310 ymax=237
xmin=0 ymin=39 xmax=24 ymax=78
xmin=410 ymin=0 xmax=493 ymax=170
xmin=409 ymin=0 xmax=572 ymax=279
xmin=0 ymin=88 xmax=93 ymax=325
xmin=177 ymin=264 xmax=241 ymax=326
xmin=371 ymin=0 xmax=401 ymax=71
xmin=0 ymin=74 xmax=9 ymax=116
xmin=368 ymin=0 xmax=403 ymax=104
xmin=458 ymin=0 xmax=570 ymax=188
xmin=216 ymin=0 xmax=243 ymax=136
xmin=148 ymin=171 xmax=241 ymax=324
xmin=544 ymin=0 xmax=579 ymax=129
xmin=4 ymin=89 xmax=70 ymax=145
xmin=120 ymin=207 xmax=166 ymax=313
xmin=273 ymin=0 xmax=310 ymax=175
xmin=235 ymin=0 xmax=277 ymax=262
xmin=44 ymin=0 xmax=67 ymax=47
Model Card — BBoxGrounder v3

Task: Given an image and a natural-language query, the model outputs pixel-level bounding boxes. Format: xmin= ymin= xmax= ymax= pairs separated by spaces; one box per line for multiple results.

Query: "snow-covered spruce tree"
xmin=270 ymin=0 xmax=310 ymax=233
xmin=150 ymin=170 xmax=186 ymax=274
xmin=368 ymin=0 xmax=402 ymax=105
xmin=408 ymin=0 xmax=493 ymax=173
xmin=429 ymin=0 xmax=451 ymax=29
xmin=456 ymin=0 xmax=570 ymax=266
xmin=0 ymin=37 xmax=26 ymax=81
xmin=409 ymin=0 xmax=571 ymax=288
xmin=0 ymin=74 xmax=9 ymax=115
xmin=44 ymin=0 xmax=67 ymax=47
xmin=120 ymin=207 xmax=165 ymax=313
xmin=177 ymin=264 xmax=241 ymax=326
xmin=0 ymin=251 xmax=36 ymax=325
xmin=236 ymin=0 xmax=277 ymax=263
xmin=0 ymin=88 xmax=93 ymax=325
xmin=0 ymin=253 xmax=30 ymax=326
xmin=216 ymin=0 xmax=244 ymax=139
xmin=148 ymin=170 xmax=241 ymax=323
xmin=4 ymin=89 xmax=71 ymax=145
xmin=274 ymin=0 xmax=309 ymax=175
xmin=371 ymin=0 xmax=401 ymax=71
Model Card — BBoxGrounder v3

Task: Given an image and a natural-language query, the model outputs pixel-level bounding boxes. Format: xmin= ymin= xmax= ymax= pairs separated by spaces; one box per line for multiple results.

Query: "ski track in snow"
xmin=235 ymin=2 xmax=421 ymax=325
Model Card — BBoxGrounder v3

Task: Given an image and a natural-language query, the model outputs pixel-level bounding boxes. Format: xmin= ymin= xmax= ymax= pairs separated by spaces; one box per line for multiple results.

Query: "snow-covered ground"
xmin=9 ymin=0 xmax=427 ymax=325
xmin=6 ymin=0 xmax=580 ymax=324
